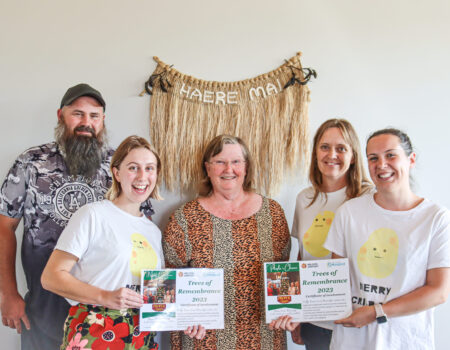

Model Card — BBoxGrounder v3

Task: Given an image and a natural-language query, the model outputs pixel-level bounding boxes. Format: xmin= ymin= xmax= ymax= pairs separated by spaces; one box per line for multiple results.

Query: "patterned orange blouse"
xmin=163 ymin=197 xmax=291 ymax=350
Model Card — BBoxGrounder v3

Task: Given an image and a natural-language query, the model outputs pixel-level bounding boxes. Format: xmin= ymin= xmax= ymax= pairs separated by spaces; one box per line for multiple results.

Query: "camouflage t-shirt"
xmin=0 ymin=142 xmax=113 ymax=338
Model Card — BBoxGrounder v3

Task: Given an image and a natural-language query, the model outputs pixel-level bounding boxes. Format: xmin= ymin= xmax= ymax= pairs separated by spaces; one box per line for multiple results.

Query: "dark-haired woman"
xmin=325 ymin=129 xmax=450 ymax=349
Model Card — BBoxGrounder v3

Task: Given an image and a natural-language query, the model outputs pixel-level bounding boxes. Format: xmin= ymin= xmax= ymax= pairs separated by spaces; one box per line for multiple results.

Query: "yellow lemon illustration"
xmin=303 ymin=211 xmax=334 ymax=257
xmin=130 ymin=233 xmax=158 ymax=277
xmin=357 ymin=228 xmax=399 ymax=279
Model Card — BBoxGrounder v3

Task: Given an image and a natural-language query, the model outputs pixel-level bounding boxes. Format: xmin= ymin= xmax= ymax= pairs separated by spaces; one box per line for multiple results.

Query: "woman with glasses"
xmin=163 ymin=134 xmax=291 ymax=350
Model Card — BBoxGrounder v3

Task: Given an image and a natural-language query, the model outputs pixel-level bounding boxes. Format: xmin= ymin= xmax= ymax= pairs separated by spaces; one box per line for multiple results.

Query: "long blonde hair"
xmin=309 ymin=119 xmax=371 ymax=206
xmin=105 ymin=135 xmax=163 ymax=201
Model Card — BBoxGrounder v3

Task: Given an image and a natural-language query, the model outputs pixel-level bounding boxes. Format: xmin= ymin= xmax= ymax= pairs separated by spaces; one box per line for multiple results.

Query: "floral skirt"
xmin=61 ymin=304 xmax=158 ymax=350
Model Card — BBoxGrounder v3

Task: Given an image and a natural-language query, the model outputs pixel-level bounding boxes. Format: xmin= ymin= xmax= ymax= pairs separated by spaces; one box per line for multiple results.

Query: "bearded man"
xmin=0 ymin=84 xmax=153 ymax=349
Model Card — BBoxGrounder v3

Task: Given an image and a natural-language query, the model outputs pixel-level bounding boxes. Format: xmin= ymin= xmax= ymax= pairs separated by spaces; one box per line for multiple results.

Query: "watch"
xmin=374 ymin=304 xmax=388 ymax=324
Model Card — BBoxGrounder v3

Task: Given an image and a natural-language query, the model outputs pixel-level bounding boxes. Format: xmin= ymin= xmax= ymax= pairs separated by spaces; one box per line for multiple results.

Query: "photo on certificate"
xmin=141 ymin=270 xmax=177 ymax=330
xmin=267 ymin=270 xmax=301 ymax=296
xmin=264 ymin=259 xmax=352 ymax=323
xmin=140 ymin=268 xmax=224 ymax=332
xmin=142 ymin=271 xmax=176 ymax=304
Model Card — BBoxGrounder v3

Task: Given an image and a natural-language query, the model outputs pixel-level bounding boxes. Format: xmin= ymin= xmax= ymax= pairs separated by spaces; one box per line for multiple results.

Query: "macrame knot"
xmin=142 ymin=66 xmax=173 ymax=95
xmin=283 ymin=65 xmax=317 ymax=89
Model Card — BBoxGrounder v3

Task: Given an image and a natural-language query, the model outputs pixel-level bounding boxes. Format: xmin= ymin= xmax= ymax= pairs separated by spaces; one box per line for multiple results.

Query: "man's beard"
xmin=55 ymin=120 xmax=107 ymax=178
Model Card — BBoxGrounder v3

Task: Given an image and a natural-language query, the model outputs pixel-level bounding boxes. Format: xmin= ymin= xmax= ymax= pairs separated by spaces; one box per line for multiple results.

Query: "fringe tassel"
xmin=144 ymin=52 xmax=315 ymax=196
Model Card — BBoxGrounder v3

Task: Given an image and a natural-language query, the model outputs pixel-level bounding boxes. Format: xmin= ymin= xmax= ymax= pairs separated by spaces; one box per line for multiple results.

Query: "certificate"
xmin=264 ymin=259 xmax=351 ymax=323
xmin=140 ymin=268 xmax=224 ymax=331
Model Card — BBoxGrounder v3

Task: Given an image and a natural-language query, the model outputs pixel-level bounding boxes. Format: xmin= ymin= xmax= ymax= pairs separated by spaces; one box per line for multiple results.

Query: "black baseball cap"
xmin=60 ymin=83 xmax=106 ymax=110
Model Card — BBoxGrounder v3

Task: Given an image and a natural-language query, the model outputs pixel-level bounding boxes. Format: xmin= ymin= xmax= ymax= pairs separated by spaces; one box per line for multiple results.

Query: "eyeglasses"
xmin=208 ymin=159 xmax=246 ymax=168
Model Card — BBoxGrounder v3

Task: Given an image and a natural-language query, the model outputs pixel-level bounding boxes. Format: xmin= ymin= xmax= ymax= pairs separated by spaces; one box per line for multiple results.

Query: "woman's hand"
xmin=184 ymin=325 xmax=206 ymax=340
xmin=268 ymin=315 xmax=299 ymax=332
xmin=335 ymin=305 xmax=376 ymax=328
xmin=101 ymin=288 xmax=143 ymax=310
xmin=335 ymin=268 xmax=450 ymax=329
xmin=290 ymin=323 xmax=304 ymax=345
xmin=269 ymin=316 xmax=303 ymax=344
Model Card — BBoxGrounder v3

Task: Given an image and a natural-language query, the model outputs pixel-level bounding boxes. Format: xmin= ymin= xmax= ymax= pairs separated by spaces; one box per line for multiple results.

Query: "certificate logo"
xmin=152 ymin=304 xmax=167 ymax=312
xmin=180 ymin=271 xmax=195 ymax=277
xmin=277 ymin=296 xmax=292 ymax=304
xmin=302 ymin=262 xmax=319 ymax=268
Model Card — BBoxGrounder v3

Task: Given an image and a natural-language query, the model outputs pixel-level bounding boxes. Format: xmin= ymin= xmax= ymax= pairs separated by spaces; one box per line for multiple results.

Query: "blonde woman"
xmin=42 ymin=136 xmax=166 ymax=349
xmin=270 ymin=119 xmax=371 ymax=350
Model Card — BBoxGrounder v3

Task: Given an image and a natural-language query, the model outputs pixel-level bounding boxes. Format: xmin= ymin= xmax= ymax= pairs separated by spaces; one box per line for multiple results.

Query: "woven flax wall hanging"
xmin=141 ymin=52 xmax=316 ymax=196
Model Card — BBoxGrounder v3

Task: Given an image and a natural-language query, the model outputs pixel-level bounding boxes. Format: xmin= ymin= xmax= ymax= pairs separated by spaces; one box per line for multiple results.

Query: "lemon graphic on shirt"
xmin=357 ymin=228 xmax=399 ymax=279
xmin=303 ymin=211 xmax=334 ymax=257
xmin=130 ymin=233 xmax=158 ymax=277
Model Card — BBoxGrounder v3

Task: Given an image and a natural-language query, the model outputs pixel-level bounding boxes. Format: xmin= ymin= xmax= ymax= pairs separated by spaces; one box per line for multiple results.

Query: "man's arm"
xmin=0 ymin=214 xmax=30 ymax=333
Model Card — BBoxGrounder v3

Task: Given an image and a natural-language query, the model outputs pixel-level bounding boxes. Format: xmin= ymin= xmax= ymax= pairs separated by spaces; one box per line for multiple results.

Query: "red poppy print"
xmin=69 ymin=305 xmax=79 ymax=317
xmin=131 ymin=314 xmax=150 ymax=349
xmin=68 ymin=311 xmax=89 ymax=341
xmin=90 ymin=316 xmax=129 ymax=350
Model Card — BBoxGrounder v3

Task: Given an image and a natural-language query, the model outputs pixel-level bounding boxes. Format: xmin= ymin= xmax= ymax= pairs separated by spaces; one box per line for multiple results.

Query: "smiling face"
xmin=357 ymin=228 xmax=399 ymax=278
xmin=316 ymin=127 xmax=354 ymax=187
xmin=57 ymin=96 xmax=105 ymax=137
xmin=366 ymin=134 xmax=415 ymax=193
xmin=130 ymin=233 xmax=158 ymax=276
xmin=113 ymin=147 xmax=158 ymax=209
xmin=205 ymin=143 xmax=247 ymax=194
xmin=303 ymin=210 xmax=334 ymax=257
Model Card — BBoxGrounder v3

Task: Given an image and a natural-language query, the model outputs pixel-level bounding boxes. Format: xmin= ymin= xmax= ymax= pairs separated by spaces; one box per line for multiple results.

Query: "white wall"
xmin=1 ymin=1 xmax=449 ymax=349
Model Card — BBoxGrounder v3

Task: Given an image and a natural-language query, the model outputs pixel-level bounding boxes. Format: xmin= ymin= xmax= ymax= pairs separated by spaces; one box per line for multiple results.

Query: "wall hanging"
xmin=141 ymin=52 xmax=316 ymax=195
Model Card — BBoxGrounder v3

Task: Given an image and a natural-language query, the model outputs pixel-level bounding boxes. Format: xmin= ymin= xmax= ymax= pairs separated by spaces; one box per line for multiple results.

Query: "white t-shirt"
xmin=291 ymin=186 xmax=347 ymax=261
xmin=324 ymin=194 xmax=450 ymax=350
xmin=291 ymin=186 xmax=347 ymax=330
xmin=56 ymin=200 xmax=164 ymax=306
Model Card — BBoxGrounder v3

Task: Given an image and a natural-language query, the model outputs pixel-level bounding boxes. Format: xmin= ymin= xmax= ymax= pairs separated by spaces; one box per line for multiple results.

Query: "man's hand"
xmin=1 ymin=292 xmax=30 ymax=334
xmin=0 ymin=215 xmax=27 ymax=334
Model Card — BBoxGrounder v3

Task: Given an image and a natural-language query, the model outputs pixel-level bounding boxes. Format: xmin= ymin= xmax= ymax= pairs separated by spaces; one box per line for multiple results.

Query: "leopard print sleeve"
xmin=269 ymin=199 xmax=291 ymax=262
xmin=162 ymin=203 xmax=196 ymax=350
xmin=163 ymin=205 xmax=191 ymax=268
